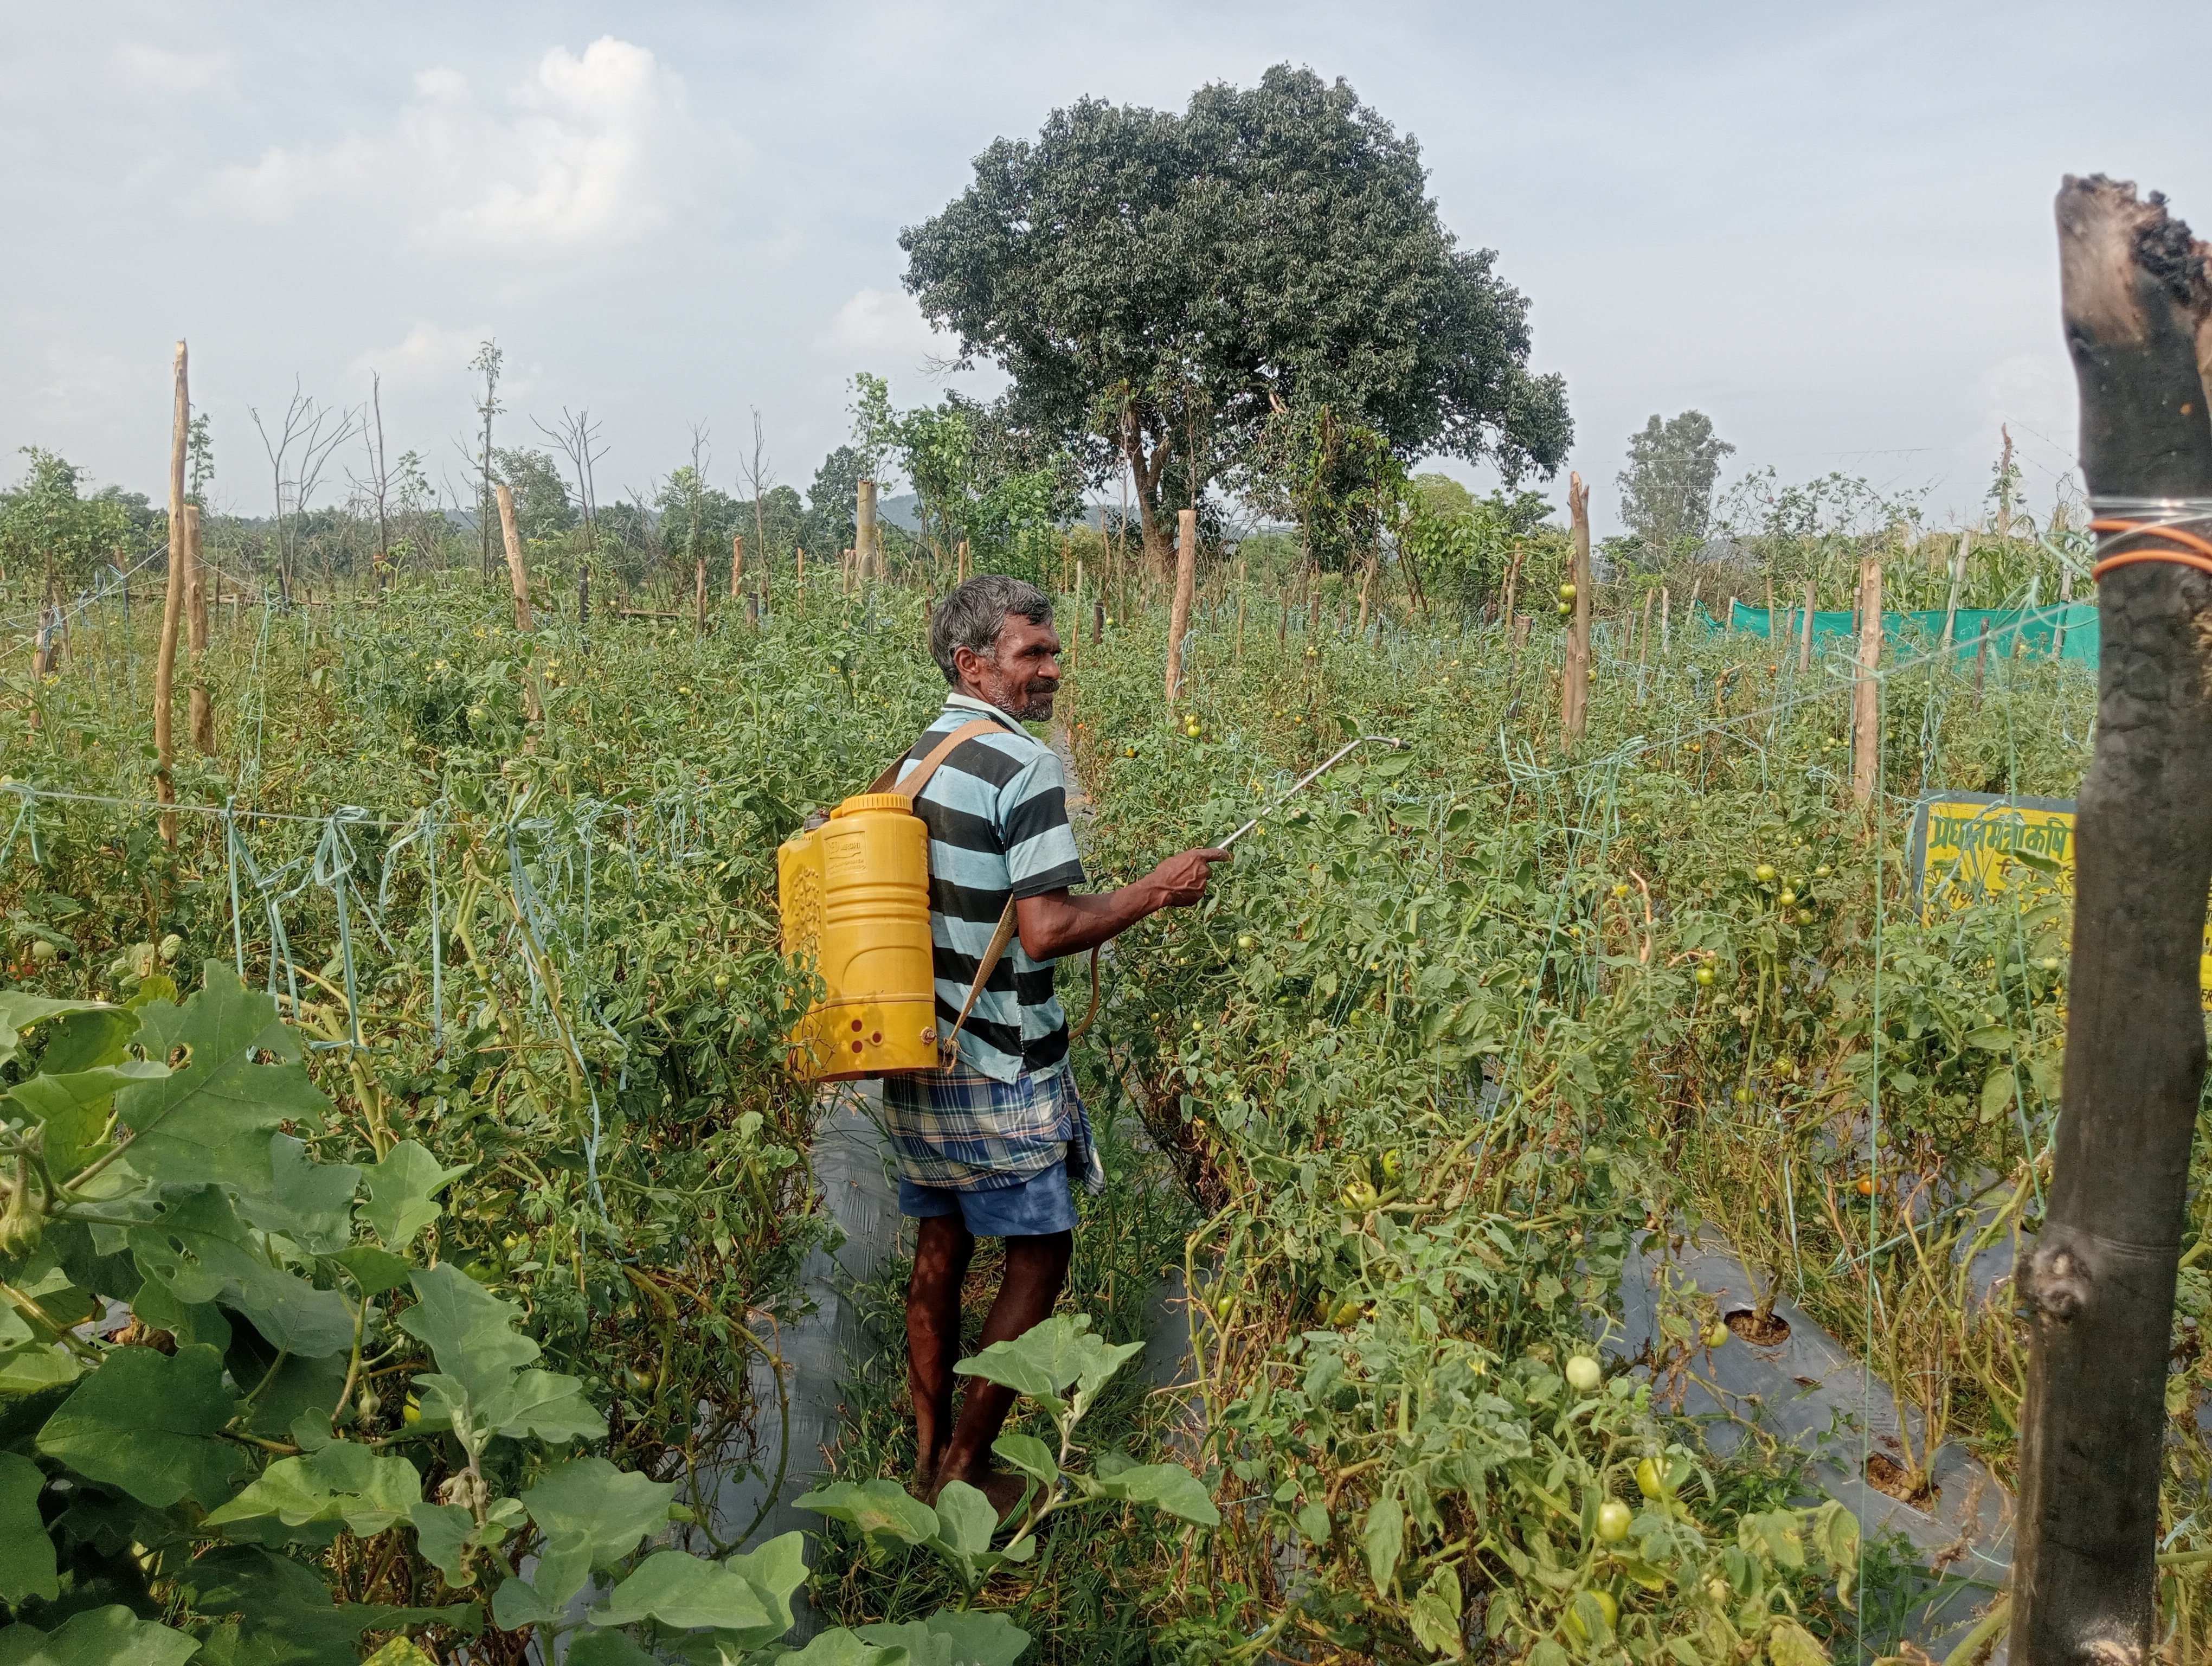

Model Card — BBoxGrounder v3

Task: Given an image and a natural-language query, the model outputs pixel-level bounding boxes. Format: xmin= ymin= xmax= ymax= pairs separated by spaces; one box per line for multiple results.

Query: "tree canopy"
xmin=900 ymin=65 xmax=1571 ymax=571
xmin=1616 ymin=411 xmax=1733 ymax=566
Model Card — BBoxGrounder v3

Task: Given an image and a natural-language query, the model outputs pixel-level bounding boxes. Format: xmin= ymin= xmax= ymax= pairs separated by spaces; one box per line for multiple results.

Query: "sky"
xmin=5 ymin=1 xmax=2212 ymax=537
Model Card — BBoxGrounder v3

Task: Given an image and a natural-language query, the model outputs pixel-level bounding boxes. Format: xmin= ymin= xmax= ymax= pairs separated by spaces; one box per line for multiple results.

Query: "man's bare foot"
xmin=927 ymin=1466 xmax=1032 ymax=1524
xmin=909 ymin=1453 xmax=938 ymax=1500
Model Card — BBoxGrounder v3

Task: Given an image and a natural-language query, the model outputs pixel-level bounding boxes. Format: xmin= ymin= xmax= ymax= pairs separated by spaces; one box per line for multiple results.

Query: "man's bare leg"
xmin=908 ymin=1214 xmax=976 ymax=1491
xmin=930 ymin=1228 xmax=1073 ymax=1516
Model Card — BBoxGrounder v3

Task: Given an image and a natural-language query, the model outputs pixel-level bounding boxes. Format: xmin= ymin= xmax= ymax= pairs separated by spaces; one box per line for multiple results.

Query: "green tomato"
xmin=1695 ymin=966 xmax=1716 ymax=987
xmin=1636 ymin=1457 xmax=1663 ymax=1499
xmin=1597 ymin=1499 xmax=1633 ymax=1542
xmin=1558 ymin=582 xmax=1577 ymax=601
xmin=1565 ymin=1590 xmax=1618 ymax=1642
xmin=1565 ymin=1355 xmax=1602 ymax=1394
xmin=1754 ymin=863 xmax=1777 ymax=883
xmin=1236 ymin=933 xmax=1256 ymax=952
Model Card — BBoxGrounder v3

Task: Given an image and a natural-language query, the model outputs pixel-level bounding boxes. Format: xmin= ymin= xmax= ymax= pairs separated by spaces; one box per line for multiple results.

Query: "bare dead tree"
xmin=469 ymin=340 xmax=504 ymax=581
xmin=348 ymin=371 xmax=395 ymax=588
xmin=535 ymin=406 xmax=608 ymax=585
xmin=250 ymin=383 xmax=357 ymax=607
xmin=737 ymin=408 xmax=774 ymax=584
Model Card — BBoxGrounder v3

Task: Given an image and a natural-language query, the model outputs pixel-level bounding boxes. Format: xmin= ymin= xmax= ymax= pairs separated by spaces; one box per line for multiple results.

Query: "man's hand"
xmin=1144 ymin=848 xmax=1230 ymax=909
xmin=1014 ymin=848 xmax=1231 ymax=961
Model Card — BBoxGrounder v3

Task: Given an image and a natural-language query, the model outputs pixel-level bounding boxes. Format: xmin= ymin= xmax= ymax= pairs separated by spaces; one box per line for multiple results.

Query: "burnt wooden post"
xmin=2012 ymin=174 xmax=2212 ymax=1665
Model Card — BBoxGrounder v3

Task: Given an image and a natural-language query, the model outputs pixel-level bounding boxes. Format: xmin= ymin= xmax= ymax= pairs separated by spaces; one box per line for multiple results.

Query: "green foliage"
xmin=0 ymin=451 xmax=144 ymax=589
xmin=1616 ymin=411 xmax=1735 ymax=568
xmin=900 ymin=64 xmax=1570 ymax=553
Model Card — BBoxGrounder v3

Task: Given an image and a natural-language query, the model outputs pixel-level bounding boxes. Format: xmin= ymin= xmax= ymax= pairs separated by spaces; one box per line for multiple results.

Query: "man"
xmin=890 ymin=573 xmax=1224 ymax=1513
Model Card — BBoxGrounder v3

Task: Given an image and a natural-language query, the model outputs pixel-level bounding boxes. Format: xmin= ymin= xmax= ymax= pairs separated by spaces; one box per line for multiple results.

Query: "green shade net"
xmin=1720 ymin=600 xmax=2099 ymax=665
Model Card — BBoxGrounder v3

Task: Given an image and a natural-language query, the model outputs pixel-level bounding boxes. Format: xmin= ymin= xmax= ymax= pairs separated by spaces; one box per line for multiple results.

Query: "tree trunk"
xmin=155 ymin=341 xmax=188 ymax=848
xmin=1851 ymin=555 xmax=1881 ymax=806
xmin=495 ymin=485 xmax=533 ymax=632
xmin=1562 ymin=471 xmax=1591 ymax=741
xmin=186 ymin=504 xmax=213 ymax=754
xmin=1165 ymin=508 xmax=1197 ymax=704
xmin=2010 ymin=175 xmax=2212 ymax=1666
xmin=731 ymin=533 xmax=745 ymax=598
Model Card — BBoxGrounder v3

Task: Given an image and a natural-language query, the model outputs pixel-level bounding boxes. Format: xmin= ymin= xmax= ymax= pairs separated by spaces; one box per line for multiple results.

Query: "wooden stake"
xmin=1764 ymin=572 xmax=1776 ymax=639
xmin=1235 ymin=559 xmax=1248 ymax=661
xmin=1093 ymin=597 xmax=1103 ymax=645
xmin=1973 ymin=618 xmax=1990 ymax=705
xmin=155 ymin=339 xmax=188 ymax=847
xmin=187 ymin=504 xmax=212 ymax=753
xmin=1070 ymin=560 xmax=1083 ymax=669
xmin=1355 ymin=556 xmax=1374 ymax=638
xmin=1165 ymin=507 xmax=1197 ymax=704
xmin=1637 ymin=589 xmax=1655 ymax=668
xmin=1661 ymin=587 xmax=1671 ymax=657
xmin=1799 ymin=578 xmax=1815 ymax=674
xmin=1562 ymin=471 xmax=1591 ymax=740
xmin=956 ymin=539 xmax=969 ymax=585
xmin=2010 ymin=176 xmax=2212 ymax=1664
xmin=694 ymin=556 xmax=707 ymax=634
xmin=1851 ymin=555 xmax=1881 ymax=806
xmin=731 ymin=532 xmax=745 ymax=597
xmin=857 ymin=479 xmax=878 ymax=584
xmin=495 ymin=484 xmax=533 ymax=631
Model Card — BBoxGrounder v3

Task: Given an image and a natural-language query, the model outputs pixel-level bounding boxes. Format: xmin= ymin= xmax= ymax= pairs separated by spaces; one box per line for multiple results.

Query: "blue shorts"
xmin=898 ymin=1158 xmax=1077 ymax=1238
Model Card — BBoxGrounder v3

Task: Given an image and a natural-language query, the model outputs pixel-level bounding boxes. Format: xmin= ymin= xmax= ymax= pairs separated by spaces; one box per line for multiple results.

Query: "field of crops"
xmin=0 ymin=527 xmax=2200 ymax=1666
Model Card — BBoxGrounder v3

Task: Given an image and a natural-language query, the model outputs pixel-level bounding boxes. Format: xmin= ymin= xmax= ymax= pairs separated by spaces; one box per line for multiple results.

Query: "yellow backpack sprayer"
xmin=778 ymin=727 xmax=1404 ymax=1082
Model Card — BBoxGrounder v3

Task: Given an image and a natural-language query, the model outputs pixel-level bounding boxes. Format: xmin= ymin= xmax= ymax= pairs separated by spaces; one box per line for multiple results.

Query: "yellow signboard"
xmin=1908 ymin=791 xmax=2212 ymax=992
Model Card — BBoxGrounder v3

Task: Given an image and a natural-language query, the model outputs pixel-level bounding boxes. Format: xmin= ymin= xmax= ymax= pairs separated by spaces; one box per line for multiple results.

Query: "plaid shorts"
xmin=882 ymin=1062 xmax=1105 ymax=1196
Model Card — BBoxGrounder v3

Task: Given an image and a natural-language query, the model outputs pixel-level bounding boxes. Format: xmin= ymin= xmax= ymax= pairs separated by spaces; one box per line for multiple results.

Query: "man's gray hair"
xmin=930 ymin=574 xmax=1053 ymax=684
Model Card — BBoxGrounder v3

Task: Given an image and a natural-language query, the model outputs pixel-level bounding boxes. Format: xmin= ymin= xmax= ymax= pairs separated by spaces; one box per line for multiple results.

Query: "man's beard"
xmin=1013 ymin=682 xmax=1058 ymax=720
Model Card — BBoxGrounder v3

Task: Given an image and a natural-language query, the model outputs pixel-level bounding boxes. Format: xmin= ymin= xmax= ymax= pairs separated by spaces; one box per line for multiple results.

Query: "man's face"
xmin=955 ymin=613 xmax=1062 ymax=721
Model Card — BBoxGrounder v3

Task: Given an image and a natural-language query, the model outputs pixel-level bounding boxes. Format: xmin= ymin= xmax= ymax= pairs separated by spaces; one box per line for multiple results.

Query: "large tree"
xmin=1616 ymin=411 xmax=1733 ymax=563
xmin=900 ymin=65 xmax=1571 ymax=574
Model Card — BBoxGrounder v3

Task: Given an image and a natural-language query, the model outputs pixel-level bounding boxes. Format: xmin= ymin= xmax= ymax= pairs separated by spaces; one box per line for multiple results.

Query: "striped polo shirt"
xmin=895 ymin=693 xmax=1085 ymax=1082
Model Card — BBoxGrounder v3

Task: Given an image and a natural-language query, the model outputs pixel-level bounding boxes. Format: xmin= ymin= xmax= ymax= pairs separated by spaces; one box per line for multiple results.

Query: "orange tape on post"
xmin=2088 ymin=517 xmax=2212 ymax=582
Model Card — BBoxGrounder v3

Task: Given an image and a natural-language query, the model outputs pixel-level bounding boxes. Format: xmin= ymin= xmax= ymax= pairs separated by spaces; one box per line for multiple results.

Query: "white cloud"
xmin=32 ymin=345 xmax=136 ymax=425
xmin=115 ymin=41 xmax=235 ymax=95
xmin=350 ymin=323 xmax=491 ymax=383
xmin=1962 ymin=351 xmax=2082 ymax=522
xmin=819 ymin=287 xmax=953 ymax=361
xmin=208 ymin=37 xmax=723 ymax=258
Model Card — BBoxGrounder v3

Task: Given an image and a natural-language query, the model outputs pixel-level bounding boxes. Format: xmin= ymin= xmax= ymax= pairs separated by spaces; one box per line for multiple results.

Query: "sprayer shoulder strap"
xmin=864 ymin=717 xmax=1008 ymax=801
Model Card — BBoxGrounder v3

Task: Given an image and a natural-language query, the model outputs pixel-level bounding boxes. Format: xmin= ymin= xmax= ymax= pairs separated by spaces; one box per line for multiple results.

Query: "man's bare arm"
xmin=1014 ymin=848 xmax=1227 ymax=962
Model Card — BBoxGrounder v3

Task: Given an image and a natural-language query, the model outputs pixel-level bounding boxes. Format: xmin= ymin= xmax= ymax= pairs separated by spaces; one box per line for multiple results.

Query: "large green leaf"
xmin=854 ymin=1612 xmax=1031 ymax=1666
xmin=0 ymin=995 xmax=115 ymax=1072
xmin=112 ymin=969 xmax=331 ymax=1195
xmin=412 ymin=1366 xmax=602 ymax=1453
xmin=394 ymin=1264 xmax=537 ymax=1400
xmin=783 ymin=1633 xmax=908 ymax=1666
xmin=35 ymin=1009 xmax=134 ymax=1077
xmin=3 ymin=1063 xmax=167 ymax=1180
xmin=587 ymin=1549 xmax=775 ymax=1633
xmin=203 ymin=1442 xmax=422 ymax=1541
xmin=988 ymin=1433 xmax=1058 ymax=1494
xmin=564 ymin=1632 xmax=663 ymax=1666
xmin=794 ymin=1478 xmax=937 ymax=1556
xmin=0 ymin=1451 xmax=57 ymax=1603
xmin=497 ymin=1457 xmax=678 ymax=1616
xmin=37 ymin=1343 xmax=241 ymax=1508
xmin=722 ymin=1530 xmax=808 ymax=1648
xmin=1362 ymin=1494 xmax=1403 ymax=1594
xmin=237 ymin=1138 xmax=358 ymax=1257
xmin=1406 ymin=1562 xmax=1464 ymax=1660
xmin=174 ymin=1545 xmax=464 ymax=1666
xmin=129 ymin=1187 xmax=354 ymax=1359
xmin=0 ymin=1605 xmax=199 ymax=1666
xmin=355 ymin=1142 xmax=468 ymax=1250
xmin=1090 ymin=1461 xmax=1218 ymax=1526
xmin=521 ymin=1456 xmax=676 ymax=1565
xmin=953 ymin=1316 xmax=1140 ymax=1424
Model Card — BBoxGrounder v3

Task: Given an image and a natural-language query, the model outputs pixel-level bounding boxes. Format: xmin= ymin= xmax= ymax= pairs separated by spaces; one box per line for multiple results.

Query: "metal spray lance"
xmin=1217 ymin=734 xmax=1409 ymax=849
